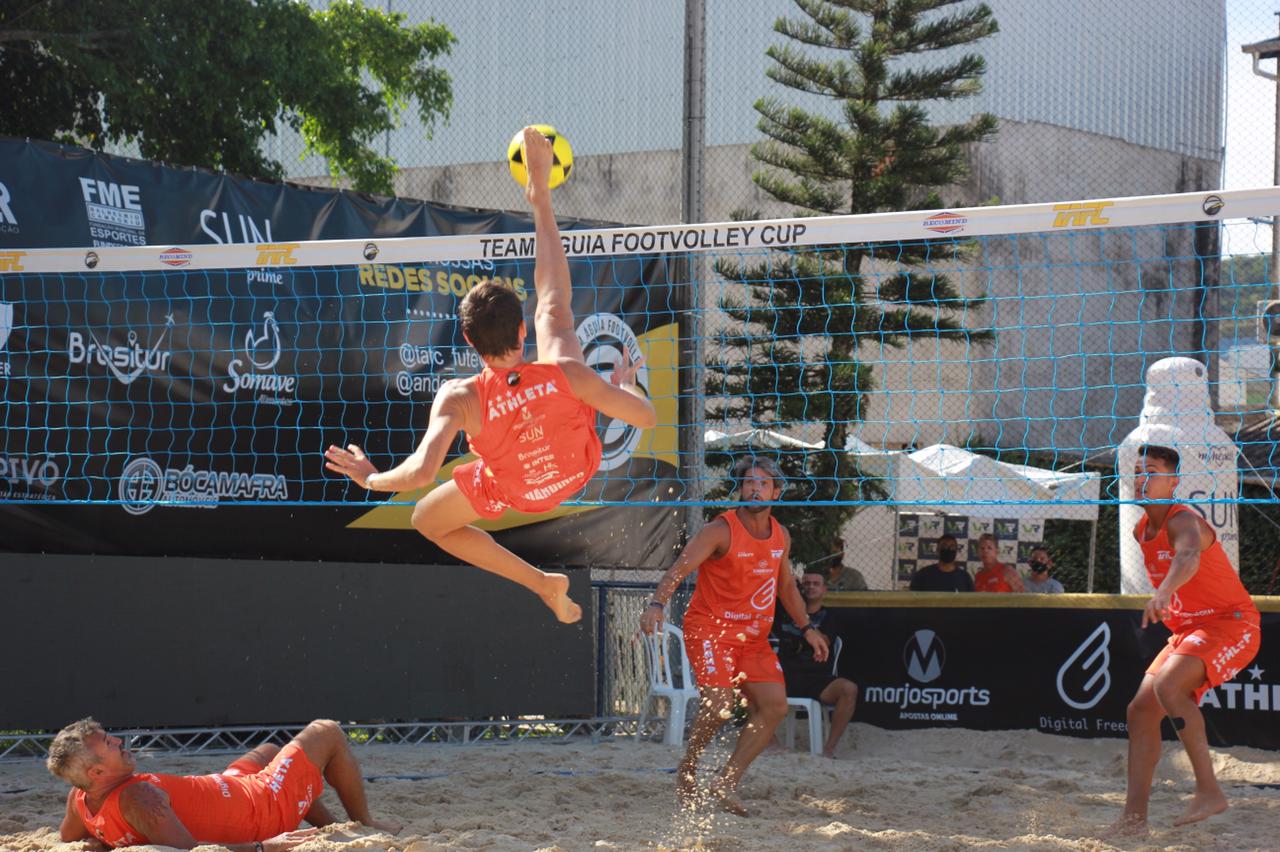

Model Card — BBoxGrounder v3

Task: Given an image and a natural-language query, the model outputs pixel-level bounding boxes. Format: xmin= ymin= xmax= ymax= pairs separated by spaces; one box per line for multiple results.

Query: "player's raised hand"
xmin=324 ymin=443 xmax=378 ymax=489
xmin=610 ymin=347 xmax=646 ymax=388
xmin=522 ymin=126 xmax=554 ymax=196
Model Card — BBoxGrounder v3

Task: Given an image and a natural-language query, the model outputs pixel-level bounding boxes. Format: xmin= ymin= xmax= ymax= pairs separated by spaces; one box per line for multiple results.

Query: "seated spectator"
xmin=826 ymin=560 xmax=870 ymax=591
xmin=908 ymin=534 xmax=974 ymax=592
xmin=1023 ymin=546 xmax=1065 ymax=593
xmin=973 ymin=532 xmax=1025 ymax=592
xmin=774 ymin=570 xmax=858 ymax=758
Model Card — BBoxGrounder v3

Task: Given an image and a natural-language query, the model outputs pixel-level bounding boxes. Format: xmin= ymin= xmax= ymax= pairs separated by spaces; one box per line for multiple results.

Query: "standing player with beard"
xmin=1106 ymin=444 xmax=1260 ymax=837
xmin=640 ymin=457 xmax=828 ymax=815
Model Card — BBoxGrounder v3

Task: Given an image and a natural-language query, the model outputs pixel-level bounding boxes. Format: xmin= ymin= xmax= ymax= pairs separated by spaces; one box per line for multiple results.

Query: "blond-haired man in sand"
xmin=325 ymin=126 xmax=656 ymax=625
xmin=1106 ymin=444 xmax=1260 ymax=837
xmin=640 ymin=456 xmax=828 ymax=815
xmin=48 ymin=717 xmax=399 ymax=850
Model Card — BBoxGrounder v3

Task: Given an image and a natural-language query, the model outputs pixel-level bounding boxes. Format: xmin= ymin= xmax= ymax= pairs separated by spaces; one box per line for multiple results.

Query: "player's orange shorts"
xmin=220 ymin=743 xmax=324 ymax=834
xmin=1147 ymin=614 xmax=1261 ymax=701
xmin=452 ymin=457 xmax=597 ymax=519
xmin=683 ymin=620 xmax=784 ymax=689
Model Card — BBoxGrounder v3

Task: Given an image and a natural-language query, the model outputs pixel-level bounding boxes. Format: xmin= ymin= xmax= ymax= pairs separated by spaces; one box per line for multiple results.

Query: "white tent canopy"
xmin=705 ymin=428 xmax=826 ymax=451
xmin=846 ymin=441 xmax=1100 ymax=521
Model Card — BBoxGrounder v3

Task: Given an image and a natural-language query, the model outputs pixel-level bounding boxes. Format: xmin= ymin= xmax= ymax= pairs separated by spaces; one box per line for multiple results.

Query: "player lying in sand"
xmin=48 ymin=717 xmax=399 ymax=850
xmin=326 ymin=126 xmax=656 ymax=625
xmin=1104 ymin=444 xmax=1261 ymax=838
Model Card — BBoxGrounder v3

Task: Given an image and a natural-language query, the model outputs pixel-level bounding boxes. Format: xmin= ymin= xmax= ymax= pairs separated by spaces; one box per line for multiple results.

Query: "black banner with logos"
xmin=828 ymin=595 xmax=1277 ymax=750
xmin=0 ymin=138 xmax=680 ymax=567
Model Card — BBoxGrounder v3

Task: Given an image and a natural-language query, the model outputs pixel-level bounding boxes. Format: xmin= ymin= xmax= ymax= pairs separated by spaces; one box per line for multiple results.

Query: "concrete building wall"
xmin=385 ymin=118 xmax=1221 ymax=459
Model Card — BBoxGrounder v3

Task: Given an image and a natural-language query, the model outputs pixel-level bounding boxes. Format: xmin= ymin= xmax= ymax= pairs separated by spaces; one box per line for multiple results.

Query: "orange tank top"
xmin=685 ymin=510 xmax=788 ymax=642
xmin=467 ymin=362 xmax=602 ymax=505
xmin=1134 ymin=504 xmax=1258 ymax=631
xmin=974 ymin=565 xmax=1014 ymax=593
xmin=74 ymin=772 xmax=269 ymax=847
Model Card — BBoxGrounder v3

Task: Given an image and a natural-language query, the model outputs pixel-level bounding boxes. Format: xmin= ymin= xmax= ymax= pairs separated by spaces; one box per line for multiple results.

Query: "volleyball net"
xmin=1 ymin=187 xmax=1277 ymax=526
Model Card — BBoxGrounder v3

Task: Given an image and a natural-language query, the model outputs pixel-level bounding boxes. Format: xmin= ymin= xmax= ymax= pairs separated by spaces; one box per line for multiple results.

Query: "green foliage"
xmin=0 ymin=0 xmax=454 ymax=194
xmin=710 ymin=0 xmax=998 ymax=563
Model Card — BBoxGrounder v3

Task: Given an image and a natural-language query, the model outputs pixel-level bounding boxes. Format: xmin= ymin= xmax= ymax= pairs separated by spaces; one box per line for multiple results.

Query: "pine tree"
xmin=708 ymin=0 xmax=998 ymax=565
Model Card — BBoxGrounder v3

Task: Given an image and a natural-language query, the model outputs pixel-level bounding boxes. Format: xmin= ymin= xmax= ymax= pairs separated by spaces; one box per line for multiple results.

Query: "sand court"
xmin=2 ymin=724 xmax=1278 ymax=851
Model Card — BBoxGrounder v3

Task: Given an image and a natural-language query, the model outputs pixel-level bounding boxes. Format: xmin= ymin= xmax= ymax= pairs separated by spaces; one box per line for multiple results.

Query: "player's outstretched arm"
xmin=1142 ymin=512 xmax=1205 ymax=628
xmin=560 ymin=353 xmax=657 ymax=429
xmin=639 ymin=519 xmax=730 ymax=635
xmin=117 ymin=783 xmax=200 ymax=849
xmin=325 ymin=381 xmax=468 ymax=492
xmin=523 ymin=127 xmax=569 ymax=304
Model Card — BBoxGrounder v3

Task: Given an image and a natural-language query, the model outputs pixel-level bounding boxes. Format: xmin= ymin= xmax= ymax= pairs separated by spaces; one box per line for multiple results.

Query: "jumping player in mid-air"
xmin=1106 ymin=444 xmax=1260 ymax=836
xmin=326 ymin=127 xmax=656 ymax=623
xmin=640 ymin=457 xmax=828 ymax=816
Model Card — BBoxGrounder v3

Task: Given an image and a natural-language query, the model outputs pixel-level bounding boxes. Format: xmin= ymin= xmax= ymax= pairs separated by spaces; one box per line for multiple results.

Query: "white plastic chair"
xmin=638 ymin=623 xmax=701 ymax=746
xmin=783 ymin=636 xmax=844 ymax=755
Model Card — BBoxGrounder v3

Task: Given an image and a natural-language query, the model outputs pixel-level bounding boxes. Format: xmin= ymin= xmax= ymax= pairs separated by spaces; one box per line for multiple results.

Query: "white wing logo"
xmin=1056 ymin=622 xmax=1112 ymax=710
xmin=750 ymin=577 xmax=777 ymax=610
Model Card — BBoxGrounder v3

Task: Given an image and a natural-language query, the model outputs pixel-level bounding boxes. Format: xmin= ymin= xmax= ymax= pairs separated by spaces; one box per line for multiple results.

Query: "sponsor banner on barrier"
xmin=831 ymin=603 xmax=1278 ymax=750
xmin=0 ymin=454 xmax=63 ymax=501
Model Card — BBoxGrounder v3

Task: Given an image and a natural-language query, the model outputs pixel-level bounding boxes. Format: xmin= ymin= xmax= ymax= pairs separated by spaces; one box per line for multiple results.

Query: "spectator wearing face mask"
xmin=1023 ymin=546 xmax=1065 ymax=594
xmin=908 ymin=534 xmax=974 ymax=592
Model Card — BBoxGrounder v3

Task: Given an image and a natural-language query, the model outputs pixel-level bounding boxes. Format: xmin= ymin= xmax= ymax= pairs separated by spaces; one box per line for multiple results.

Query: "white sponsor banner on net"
xmin=3 ymin=187 xmax=1278 ymax=275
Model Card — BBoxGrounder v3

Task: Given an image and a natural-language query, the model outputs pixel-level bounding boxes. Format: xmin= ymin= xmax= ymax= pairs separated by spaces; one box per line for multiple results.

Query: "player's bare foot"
xmin=1100 ymin=812 xmax=1148 ymax=839
xmin=1173 ymin=791 xmax=1228 ymax=826
xmin=710 ymin=779 xmax=749 ymax=817
xmin=540 ymin=573 xmax=582 ymax=624
xmin=364 ymin=816 xmax=403 ymax=835
xmin=822 ymin=749 xmax=839 ymax=759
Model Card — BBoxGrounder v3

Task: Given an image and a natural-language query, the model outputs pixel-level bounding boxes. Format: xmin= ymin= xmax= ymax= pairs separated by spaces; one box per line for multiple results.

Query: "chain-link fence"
xmin=235 ymin=2 xmax=1273 ymax=221
xmin=80 ymin=1 xmax=1280 ymax=599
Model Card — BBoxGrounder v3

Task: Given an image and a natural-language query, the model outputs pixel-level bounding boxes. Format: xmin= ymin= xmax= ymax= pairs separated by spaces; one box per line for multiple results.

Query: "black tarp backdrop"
xmin=1 ymin=555 xmax=595 ymax=729
xmin=827 ymin=596 xmax=1279 ymax=750
xmin=0 ymin=138 xmax=681 ymax=568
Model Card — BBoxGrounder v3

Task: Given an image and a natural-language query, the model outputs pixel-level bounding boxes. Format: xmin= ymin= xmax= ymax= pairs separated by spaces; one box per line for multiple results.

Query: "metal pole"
xmin=1086 ymin=518 xmax=1098 ymax=593
xmin=1271 ymin=13 xmax=1280 ymax=411
xmin=1274 ymin=13 xmax=1280 ymax=295
xmin=679 ymin=0 xmax=707 ymax=539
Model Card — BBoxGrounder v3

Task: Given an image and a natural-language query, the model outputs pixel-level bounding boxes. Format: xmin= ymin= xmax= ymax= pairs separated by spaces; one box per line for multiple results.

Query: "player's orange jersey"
xmin=1134 ymin=504 xmax=1258 ymax=631
xmin=460 ymin=362 xmax=602 ymax=514
xmin=684 ymin=510 xmax=787 ymax=642
xmin=73 ymin=745 xmax=321 ymax=847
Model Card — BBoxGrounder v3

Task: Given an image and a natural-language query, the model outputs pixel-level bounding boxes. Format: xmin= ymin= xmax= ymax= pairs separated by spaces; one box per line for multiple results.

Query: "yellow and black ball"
xmin=506 ymin=124 xmax=574 ymax=189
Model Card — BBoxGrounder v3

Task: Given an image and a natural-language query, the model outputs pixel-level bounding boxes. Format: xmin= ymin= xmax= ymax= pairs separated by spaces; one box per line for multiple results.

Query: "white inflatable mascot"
xmin=1117 ymin=357 xmax=1240 ymax=594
